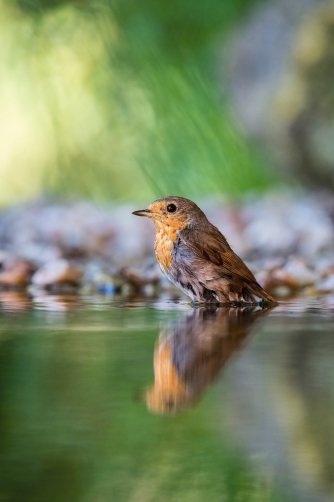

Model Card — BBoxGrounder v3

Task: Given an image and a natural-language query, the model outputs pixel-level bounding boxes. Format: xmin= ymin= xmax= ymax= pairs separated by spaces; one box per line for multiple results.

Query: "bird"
xmin=132 ymin=196 xmax=276 ymax=305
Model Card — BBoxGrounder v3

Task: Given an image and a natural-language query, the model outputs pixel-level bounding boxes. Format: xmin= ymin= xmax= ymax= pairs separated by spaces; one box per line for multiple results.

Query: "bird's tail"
xmin=245 ymin=281 xmax=276 ymax=304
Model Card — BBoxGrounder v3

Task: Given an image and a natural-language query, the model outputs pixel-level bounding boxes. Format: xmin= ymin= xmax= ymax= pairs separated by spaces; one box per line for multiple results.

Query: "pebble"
xmin=283 ymin=257 xmax=317 ymax=287
xmin=0 ymin=258 xmax=36 ymax=287
xmin=263 ymin=269 xmax=300 ymax=295
xmin=96 ymin=283 xmax=118 ymax=295
xmin=31 ymin=259 xmax=83 ymax=287
xmin=118 ymin=267 xmax=160 ymax=291
xmin=320 ymin=264 xmax=334 ymax=278
xmin=0 ymin=192 xmax=333 ymax=297
xmin=315 ymin=275 xmax=334 ymax=293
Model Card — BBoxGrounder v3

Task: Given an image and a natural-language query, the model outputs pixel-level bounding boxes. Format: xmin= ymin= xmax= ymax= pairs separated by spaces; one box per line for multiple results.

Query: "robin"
xmin=133 ymin=196 xmax=275 ymax=304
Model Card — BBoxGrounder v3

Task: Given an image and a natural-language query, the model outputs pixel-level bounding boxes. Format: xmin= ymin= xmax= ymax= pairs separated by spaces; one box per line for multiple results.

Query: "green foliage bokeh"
xmin=0 ymin=0 xmax=272 ymax=204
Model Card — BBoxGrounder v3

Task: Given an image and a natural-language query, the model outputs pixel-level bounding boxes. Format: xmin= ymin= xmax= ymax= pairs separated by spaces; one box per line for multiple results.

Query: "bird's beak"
xmin=132 ymin=209 xmax=152 ymax=217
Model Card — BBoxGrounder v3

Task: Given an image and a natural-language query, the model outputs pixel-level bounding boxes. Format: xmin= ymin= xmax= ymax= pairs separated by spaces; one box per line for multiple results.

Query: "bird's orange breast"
xmin=154 ymin=221 xmax=183 ymax=274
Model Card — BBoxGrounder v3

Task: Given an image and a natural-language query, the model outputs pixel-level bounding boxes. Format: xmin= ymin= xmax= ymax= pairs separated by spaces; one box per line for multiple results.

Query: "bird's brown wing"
xmin=178 ymin=225 xmax=275 ymax=303
xmin=179 ymin=226 xmax=256 ymax=282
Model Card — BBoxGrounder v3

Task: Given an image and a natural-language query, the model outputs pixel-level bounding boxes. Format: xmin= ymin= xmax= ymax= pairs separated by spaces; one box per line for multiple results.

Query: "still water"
xmin=0 ymin=292 xmax=333 ymax=502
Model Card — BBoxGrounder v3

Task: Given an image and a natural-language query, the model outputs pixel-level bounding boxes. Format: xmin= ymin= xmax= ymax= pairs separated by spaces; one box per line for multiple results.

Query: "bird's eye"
xmin=167 ymin=204 xmax=177 ymax=213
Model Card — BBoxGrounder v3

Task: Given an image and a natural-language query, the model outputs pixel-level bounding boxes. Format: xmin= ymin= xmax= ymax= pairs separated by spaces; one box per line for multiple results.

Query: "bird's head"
xmin=132 ymin=196 xmax=207 ymax=229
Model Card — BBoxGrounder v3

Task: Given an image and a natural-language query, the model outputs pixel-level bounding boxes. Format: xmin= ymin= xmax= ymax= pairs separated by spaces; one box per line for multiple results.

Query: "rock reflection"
xmin=32 ymin=293 xmax=82 ymax=311
xmin=0 ymin=291 xmax=32 ymax=311
xmin=0 ymin=291 xmax=83 ymax=312
xmin=146 ymin=306 xmax=274 ymax=414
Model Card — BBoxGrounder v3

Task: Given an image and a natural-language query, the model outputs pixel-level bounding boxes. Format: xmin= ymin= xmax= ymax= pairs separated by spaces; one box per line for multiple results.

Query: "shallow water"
xmin=0 ymin=293 xmax=333 ymax=502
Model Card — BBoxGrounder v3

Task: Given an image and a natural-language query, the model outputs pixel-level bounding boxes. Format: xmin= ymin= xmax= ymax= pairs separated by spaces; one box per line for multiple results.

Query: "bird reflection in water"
xmin=146 ymin=306 xmax=274 ymax=415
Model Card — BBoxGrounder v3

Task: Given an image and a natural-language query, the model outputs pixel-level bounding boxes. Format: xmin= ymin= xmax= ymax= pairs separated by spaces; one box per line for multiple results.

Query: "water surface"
xmin=0 ymin=293 xmax=333 ymax=502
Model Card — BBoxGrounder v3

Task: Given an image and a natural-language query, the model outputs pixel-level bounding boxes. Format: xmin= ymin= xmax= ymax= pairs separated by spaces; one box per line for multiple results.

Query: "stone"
xmin=283 ymin=257 xmax=317 ymax=287
xmin=31 ymin=259 xmax=83 ymax=287
xmin=263 ymin=269 xmax=300 ymax=296
xmin=315 ymin=275 xmax=334 ymax=292
xmin=118 ymin=267 xmax=160 ymax=292
xmin=0 ymin=258 xmax=36 ymax=287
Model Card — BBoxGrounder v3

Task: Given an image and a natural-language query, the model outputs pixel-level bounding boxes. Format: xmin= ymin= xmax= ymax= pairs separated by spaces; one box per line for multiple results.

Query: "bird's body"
xmin=133 ymin=196 xmax=275 ymax=305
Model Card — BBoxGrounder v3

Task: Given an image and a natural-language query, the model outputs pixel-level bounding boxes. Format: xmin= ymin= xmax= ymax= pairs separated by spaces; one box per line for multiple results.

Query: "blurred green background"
xmin=0 ymin=0 xmax=274 ymax=206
